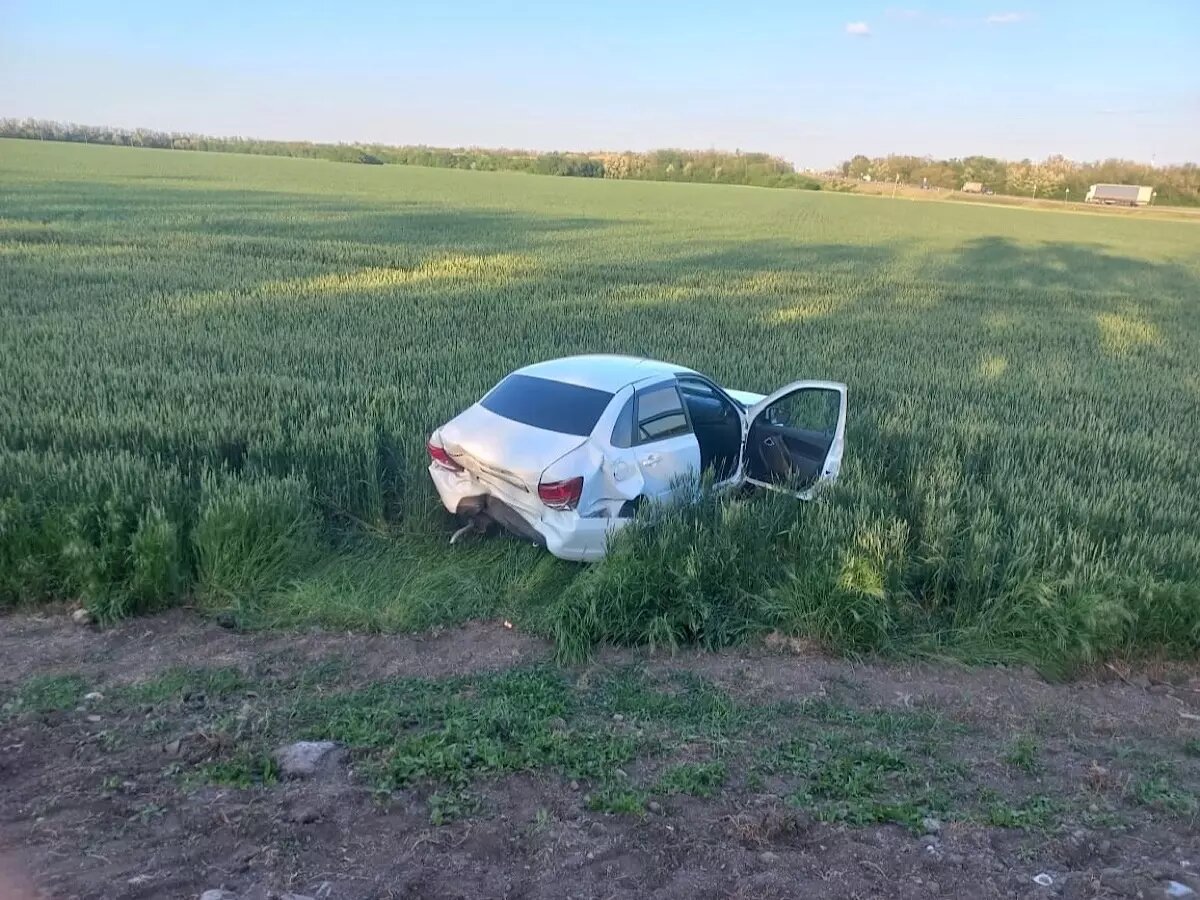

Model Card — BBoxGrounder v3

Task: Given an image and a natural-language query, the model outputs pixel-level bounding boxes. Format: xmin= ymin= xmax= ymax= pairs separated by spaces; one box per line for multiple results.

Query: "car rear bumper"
xmin=429 ymin=464 xmax=622 ymax=561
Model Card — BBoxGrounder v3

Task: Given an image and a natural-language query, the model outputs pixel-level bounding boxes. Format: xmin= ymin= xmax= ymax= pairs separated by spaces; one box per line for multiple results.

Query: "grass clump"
xmin=2 ymin=673 xmax=88 ymax=717
xmin=1004 ymin=735 xmax=1041 ymax=774
xmin=122 ymin=666 xmax=250 ymax=705
xmin=655 ymin=761 xmax=728 ymax=797
xmin=548 ymin=484 xmax=789 ymax=660
xmin=192 ymin=473 xmax=320 ymax=617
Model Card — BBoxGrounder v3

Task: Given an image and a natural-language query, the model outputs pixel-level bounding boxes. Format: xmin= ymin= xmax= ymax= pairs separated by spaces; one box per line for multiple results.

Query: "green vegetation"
xmin=0 ymin=118 xmax=820 ymax=192
xmin=13 ymin=661 xmax=1194 ymax=831
xmin=656 ymin=761 xmax=729 ymax=797
xmin=2 ymin=140 xmax=1200 ymax=671
xmin=842 ymin=152 xmax=1200 ymax=206
xmin=4 ymin=118 xmax=1197 ymax=204
xmin=1 ymin=673 xmax=87 ymax=717
xmin=1003 ymin=735 xmax=1042 ymax=774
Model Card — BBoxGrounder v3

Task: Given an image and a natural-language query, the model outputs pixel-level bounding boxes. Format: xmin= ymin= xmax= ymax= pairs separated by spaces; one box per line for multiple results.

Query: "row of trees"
xmin=5 ymin=119 xmax=1193 ymax=204
xmin=840 ymin=153 xmax=1200 ymax=206
xmin=0 ymin=118 xmax=819 ymax=191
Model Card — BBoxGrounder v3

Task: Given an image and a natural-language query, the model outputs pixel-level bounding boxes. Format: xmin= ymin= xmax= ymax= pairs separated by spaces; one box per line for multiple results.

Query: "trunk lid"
xmin=439 ymin=404 xmax=588 ymax=507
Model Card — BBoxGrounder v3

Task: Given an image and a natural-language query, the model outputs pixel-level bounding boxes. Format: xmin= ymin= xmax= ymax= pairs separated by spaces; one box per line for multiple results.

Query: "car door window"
xmin=677 ymin=377 xmax=738 ymax=422
xmin=676 ymin=375 xmax=742 ymax=480
xmin=635 ymin=384 xmax=690 ymax=443
xmin=749 ymin=387 xmax=841 ymax=488
xmin=610 ymin=396 xmax=635 ymax=449
xmin=765 ymin=388 xmax=840 ymax=435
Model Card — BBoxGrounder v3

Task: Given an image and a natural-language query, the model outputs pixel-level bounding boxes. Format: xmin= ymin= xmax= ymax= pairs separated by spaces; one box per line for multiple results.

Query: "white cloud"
xmin=845 ymin=21 xmax=871 ymax=36
xmin=985 ymin=12 xmax=1029 ymax=24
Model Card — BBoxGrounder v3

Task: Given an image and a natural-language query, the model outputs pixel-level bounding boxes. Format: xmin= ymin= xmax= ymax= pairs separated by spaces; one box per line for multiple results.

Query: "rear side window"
xmin=636 ymin=384 xmax=690 ymax=443
xmin=611 ymin=396 xmax=635 ymax=448
xmin=481 ymin=374 xmax=613 ymax=436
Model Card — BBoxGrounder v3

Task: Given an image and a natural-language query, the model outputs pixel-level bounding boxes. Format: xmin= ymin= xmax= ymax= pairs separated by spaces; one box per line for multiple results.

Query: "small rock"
xmin=84 ymin=691 xmax=104 ymax=702
xmin=647 ymin=800 xmax=662 ymax=814
xmin=72 ymin=608 xmax=92 ymax=626
xmin=921 ymin=817 xmax=943 ymax=834
xmin=199 ymin=891 xmax=237 ymax=900
xmin=289 ymin=805 xmax=321 ymax=824
xmin=273 ymin=741 xmax=340 ymax=778
xmin=86 ymin=714 xmax=102 ymax=723
xmin=569 ymin=780 xmax=580 ymax=791
xmin=127 ymin=875 xmax=152 ymax=886
xmin=588 ymin=821 xmax=605 ymax=837
xmin=759 ymin=851 xmax=780 ymax=864
xmin=280 ymin=894 xmax=316 ymax=900
xmin=612 ymin=714 xmax=624 ymax=722
xmin=1033 ymin=873 xmax=1054 ymax=887
xmin=1167 ymin=882 xmax=1197 ymax=898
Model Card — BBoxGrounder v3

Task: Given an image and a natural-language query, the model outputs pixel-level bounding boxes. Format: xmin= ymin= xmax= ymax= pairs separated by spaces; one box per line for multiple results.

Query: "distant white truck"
xmin=1085 ymin=184 xmax=1154 ymax=206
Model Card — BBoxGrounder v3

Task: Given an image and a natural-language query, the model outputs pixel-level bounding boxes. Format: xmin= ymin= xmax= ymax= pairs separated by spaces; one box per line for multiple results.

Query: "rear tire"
xmin=618 ymin=496 xmax=644 ymax=519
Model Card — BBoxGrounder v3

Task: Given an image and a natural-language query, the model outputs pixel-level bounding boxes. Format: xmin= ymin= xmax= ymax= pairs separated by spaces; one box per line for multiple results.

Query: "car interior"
xmin=743 ymin=388 xmax=839 ymax=489
xmin=676 ymin=377 xmax=742 ymax=480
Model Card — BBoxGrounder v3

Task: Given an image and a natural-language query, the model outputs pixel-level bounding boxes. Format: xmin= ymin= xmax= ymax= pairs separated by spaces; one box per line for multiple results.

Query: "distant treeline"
xmin=840 ymin=153 xmax=1200 ymax=206
xmin=5 ymin=118 xmax=1196 ymax=205
xmin=0 ymin=118 xmax=823 ymax=191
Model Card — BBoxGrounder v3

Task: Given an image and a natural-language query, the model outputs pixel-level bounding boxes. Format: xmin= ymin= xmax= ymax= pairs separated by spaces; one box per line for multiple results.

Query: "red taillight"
xmin=428 ymin=441 xmax=463 ymax=472
xmin=538 ymin=476 xmax=583 ymax=511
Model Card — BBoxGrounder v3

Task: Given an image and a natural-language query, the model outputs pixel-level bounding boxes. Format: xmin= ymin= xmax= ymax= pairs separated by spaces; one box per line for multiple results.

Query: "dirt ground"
xmin=2 ymin=610 xmax=1199 ymax=900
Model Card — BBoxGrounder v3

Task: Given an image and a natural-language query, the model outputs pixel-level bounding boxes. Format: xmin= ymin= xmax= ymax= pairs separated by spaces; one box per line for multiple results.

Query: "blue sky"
xmin=2 ymin=1 xmax=1197 ymax=168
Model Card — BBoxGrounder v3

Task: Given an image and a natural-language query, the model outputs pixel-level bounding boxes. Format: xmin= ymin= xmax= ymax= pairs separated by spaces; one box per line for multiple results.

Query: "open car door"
xmin=739 ymin=380 xmax=847 ymax=499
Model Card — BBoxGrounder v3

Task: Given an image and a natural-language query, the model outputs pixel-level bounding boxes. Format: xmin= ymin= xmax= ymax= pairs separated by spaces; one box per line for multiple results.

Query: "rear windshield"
xmin=480 ymin=373 xmax=614 ymax=436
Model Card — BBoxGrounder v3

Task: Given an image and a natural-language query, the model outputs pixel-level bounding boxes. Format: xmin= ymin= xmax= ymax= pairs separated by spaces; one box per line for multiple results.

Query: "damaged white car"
xmin=428 ymin=355 xmax=847 ymax=561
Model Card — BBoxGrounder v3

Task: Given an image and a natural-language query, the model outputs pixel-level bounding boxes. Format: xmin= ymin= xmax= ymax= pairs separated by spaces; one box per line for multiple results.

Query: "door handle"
xmin=640 ymin=453 xmax=661 ymax=467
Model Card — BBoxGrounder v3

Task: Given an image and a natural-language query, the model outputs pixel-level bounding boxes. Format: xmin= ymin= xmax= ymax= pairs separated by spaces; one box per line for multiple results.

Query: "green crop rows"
xmin=2 ymin=139 xmax=1198 ymax=668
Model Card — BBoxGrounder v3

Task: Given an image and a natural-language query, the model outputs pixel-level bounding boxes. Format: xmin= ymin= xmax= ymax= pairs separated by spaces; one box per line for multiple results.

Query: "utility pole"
xmin=891 ymin=174 xmax=900 ymax=199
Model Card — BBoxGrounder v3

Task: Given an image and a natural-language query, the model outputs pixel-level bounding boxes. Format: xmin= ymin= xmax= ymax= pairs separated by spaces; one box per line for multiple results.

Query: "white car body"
xmin=428 ymin=355 xmax=847 ymax=561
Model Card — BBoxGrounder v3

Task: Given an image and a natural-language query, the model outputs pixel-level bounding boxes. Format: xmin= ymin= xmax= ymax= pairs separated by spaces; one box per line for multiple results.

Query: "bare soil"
xmin=2 ymin=610 xmax=1199 ymax=900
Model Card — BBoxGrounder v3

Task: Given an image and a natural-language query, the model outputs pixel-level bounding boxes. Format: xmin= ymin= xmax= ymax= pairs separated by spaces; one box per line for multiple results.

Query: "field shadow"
xmin=0 ymin=181 xmax=619 ymax=253
xmin=938 ymin=236 xmax=1197 ymax=303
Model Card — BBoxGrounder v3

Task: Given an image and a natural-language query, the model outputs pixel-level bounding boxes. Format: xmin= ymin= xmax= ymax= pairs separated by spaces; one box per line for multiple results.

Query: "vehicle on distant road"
xmin=1085 ymin=184 xmax=1154 ymax=206
xmin=427 ymin=355 xmax=848 ymax=560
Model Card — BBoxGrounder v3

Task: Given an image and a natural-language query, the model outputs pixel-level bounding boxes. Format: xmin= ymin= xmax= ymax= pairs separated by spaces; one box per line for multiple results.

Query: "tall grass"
xmin=550 ymin=480 xmax=1200 ymax=674
xmin=192 ymin=473 xmax=320 ymax=616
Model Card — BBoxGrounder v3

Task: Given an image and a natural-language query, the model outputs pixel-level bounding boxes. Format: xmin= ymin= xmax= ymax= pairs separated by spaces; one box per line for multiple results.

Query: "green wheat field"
xmin=2 ymin=139 xmax=1198 ymax=670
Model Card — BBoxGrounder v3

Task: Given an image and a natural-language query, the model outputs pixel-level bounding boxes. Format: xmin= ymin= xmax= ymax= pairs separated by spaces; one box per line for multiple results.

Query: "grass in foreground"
xmin=7 ymin=661 xmax=1197 ymax=831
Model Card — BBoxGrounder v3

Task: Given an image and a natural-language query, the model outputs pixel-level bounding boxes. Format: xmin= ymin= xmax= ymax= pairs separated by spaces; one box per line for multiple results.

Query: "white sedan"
xmin=428 ymin=355 xmax=847 ymax=561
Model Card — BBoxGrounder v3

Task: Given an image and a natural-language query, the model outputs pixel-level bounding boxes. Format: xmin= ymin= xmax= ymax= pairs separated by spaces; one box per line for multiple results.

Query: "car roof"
xmin=515 ymin=355 xmax=694 ymax=393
